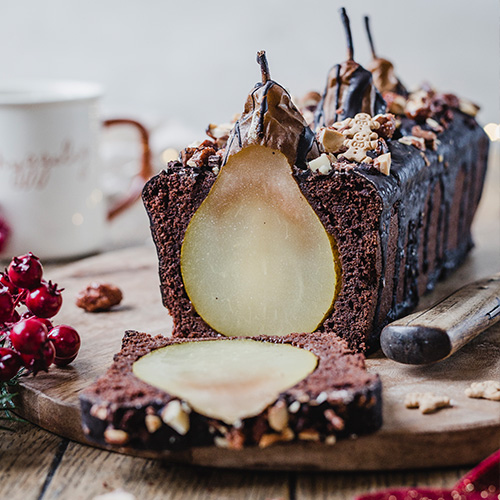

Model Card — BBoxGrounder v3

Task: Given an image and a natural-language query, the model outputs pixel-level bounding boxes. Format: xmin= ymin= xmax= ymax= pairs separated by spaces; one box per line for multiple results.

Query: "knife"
xmin=380 ymin=272 xmax=500 ymax=364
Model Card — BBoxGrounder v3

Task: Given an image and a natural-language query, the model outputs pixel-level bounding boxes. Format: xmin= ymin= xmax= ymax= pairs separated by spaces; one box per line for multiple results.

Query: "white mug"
xmin=0 ymin=80 xmax=152 ymax=261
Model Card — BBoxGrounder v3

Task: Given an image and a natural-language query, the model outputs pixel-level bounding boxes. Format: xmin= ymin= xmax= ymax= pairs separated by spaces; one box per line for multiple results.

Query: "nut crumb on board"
xmin=76 ymin=282 xmax=123 ymax=312
xmin=404 ymin=392 xmax=451 ymax=414
xmin=465 ymin=381 xmax=500 ymax=401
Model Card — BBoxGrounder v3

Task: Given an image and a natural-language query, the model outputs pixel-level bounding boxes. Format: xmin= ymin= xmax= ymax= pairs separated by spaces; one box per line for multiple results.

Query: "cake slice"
xmin=80 ymin=330 xmax=382 ymax=451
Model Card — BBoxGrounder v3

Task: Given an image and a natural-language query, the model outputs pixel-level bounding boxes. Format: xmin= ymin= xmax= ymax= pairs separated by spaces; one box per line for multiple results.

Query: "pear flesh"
xmin=132 ymin=339 xmax=318 ymax=425
xmin=181 ymin=145 xmax=338 ymax=337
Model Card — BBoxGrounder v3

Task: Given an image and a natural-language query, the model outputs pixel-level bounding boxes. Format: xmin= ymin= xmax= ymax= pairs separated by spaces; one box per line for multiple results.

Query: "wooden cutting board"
xmin=11 ymin=242 xmax=500 ymax=471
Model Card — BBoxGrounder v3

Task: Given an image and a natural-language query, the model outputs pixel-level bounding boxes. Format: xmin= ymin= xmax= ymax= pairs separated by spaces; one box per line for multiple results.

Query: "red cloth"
xmin=356 ymin=449 xmax=500 ymax=500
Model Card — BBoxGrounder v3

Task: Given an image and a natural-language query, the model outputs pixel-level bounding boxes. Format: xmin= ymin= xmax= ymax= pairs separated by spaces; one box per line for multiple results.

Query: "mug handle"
xmin=102 ymin=118 xmax=153 ymax=220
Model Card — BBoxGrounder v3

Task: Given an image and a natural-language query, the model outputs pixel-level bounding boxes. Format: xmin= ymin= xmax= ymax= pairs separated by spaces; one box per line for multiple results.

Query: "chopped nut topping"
xmin=411 ymin=125 xmax=438 ymax=150
xmin=268 ymin=401 xmax=289 ymax=432
xmin=104 ymin=428 xmax=130 ymax=446
xmin=324 ymin=409 xmax=345 ymax=431
xmin=426 ymin=117 xmax=444 ymax=133
xmin=298 ymin=429 xmax=320 ymax=441
xmin=76 ymin=282 xmax=123 ymax=312
xmin=90 ymin=404 xmax=108 ymax=421
xmin=405 ymin=392 xmax=451 ymax=414
xmin=373 ymin=113 xmax=396 ymax=139
xmin=214 ymin=436 xmax=230 ymax=448
xmin=258 ymin=428 xmax=294 ymax=448
xmin=325 ymin=435 xmax=337 ymax=445
xmin=382 ymin=91 xmax=406 ymax=115
xmin=206 ymin=122 xmax=232 ymax=148
xmin=458 ymin=98 xmax=480 ymax=117
xmin=145 ymin=414 xmax=162 ymax=434
xmin=288 ymin=401 xmax=301 ymax=414
xmin=373 ymin=153 xmax=391 ymax=176
xmin=161 ymin=400 xmax=190 ymax=435
xmin=398 ymin=135 xmax=426 ymax=151
xmin=317 ymin=127 xmax=345 ymax=153
xmin=308 ymin=153 xmax=333 ymax=175
xmin=405 ymin=90 xmax=432 ymax=122
xmin=465 ymin=381 xmax=500 ymax=401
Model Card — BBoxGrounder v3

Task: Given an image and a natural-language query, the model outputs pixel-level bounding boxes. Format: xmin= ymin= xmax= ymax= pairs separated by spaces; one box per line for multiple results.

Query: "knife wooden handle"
xmin=380 ymin=272 xmax=500 ymax=364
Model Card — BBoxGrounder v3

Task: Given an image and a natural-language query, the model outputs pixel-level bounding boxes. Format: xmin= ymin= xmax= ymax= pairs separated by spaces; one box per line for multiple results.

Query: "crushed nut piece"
xmin=398 ymin=136 xmax=426 ymax=151
xmin=405 ymin=392 xmax=451 ymax=414
xmin=145 ymin=414 xmax=162 ymax=434
xmin=324 ymin=409 xmax=345 ymax=431
xmin=411 ymin=125 xmax=438 ymax=150
xmin=405 ymin=90 xmax=432 ymax=121
xmin=458 ymin=98 xmax=479 ymax=117
xmin=298 ymin=429 xmax=320 ymax=441
xmin=104 ymin=428 xmax=130 ymax=446
xmin=373 ymin=113 xmax=396 ymax=139
xmin=383 ymin=91 xmax=406 ymax=115
xmin=161 ymin=400 xmax=190 ymax=435
xmin=90 ymin=404 xmax=108 ymax=421
xmin=76 ymin=282 xmax=123 ymax=312
xmin=258 ymin=428 xmax=294 ymax=448
xmin=268 ymin=401 xmax=289 ymax=432
xmin=317 ymin=127 xmax=345 ymax=153
xmin=308 ymin=153 xmax=333 ymax=175
xmin=465 ymin=381 xmax=500 ymax=401
xmin=206 ymin=122 xmax=232 ymax=148
xmin=373 ymin=152 xmax=392 ymax=176
xmin=426 ymin=117 xmax=444 ymax=133
xmin=325 ymin=435 xmax=337 ymax=445
xmin=214 ymin=436 xmax=230 ymax=448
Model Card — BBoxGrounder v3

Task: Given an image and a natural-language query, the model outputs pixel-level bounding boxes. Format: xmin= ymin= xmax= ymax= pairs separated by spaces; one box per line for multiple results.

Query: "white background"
xmin=0 ymin=0 xmax=498 ymax=146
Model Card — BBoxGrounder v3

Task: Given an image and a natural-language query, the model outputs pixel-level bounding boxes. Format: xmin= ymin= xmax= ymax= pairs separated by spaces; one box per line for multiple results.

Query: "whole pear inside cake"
xmin=132 ymin=338 xmax=318 ymax=425
xmin=180 ymin=52 xmax=340 ymax=338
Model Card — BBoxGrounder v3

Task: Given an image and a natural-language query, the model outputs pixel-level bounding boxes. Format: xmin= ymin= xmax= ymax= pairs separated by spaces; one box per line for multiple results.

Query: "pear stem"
xmin=257 ymin=51 xmax=270 ymax=84
xmin=339 ymin=7 xmax=354 ymax=61
xmin=364 ymin=15 xmax=377 ymax=59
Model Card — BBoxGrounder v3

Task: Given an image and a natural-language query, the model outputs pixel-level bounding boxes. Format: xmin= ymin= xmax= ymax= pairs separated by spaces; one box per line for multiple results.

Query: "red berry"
xmin=25 ymin=281 xmax=62 ymax=318
xmin=9 ymin=317 xmax=48 ymax=355
xmin=0 ymin=347 xmax=22 ymax=382
xmin=0 ymin=288 xmax=14 ymax=323
xmin=0 ymin=271 xmax=17 ymax=294
xmin=8 ymin=252 xmax=43 ymax=290
xmin=48 ymin=325 xmax=80 ymax=365
xmin=21 ymin=339 xmax=55 ymax=374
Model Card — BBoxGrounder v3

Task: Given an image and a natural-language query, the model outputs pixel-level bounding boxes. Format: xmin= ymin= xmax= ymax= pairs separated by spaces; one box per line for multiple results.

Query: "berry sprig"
xmin=0 ymin=252 xmax=81 ymax=423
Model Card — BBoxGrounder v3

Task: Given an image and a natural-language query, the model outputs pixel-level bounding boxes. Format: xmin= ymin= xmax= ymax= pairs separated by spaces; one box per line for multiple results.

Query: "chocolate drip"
xmin=314 ymin=9 xmax=386 ymax=128
xmin=225 ymin=51 xmax=319 ymax=167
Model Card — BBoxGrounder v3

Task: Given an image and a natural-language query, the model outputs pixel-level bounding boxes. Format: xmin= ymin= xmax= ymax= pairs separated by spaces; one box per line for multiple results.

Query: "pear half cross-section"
xmin=181 ymin=145 xmax=339 ymax=337
xmin=132 ymin=338 xmax=318 ymax=425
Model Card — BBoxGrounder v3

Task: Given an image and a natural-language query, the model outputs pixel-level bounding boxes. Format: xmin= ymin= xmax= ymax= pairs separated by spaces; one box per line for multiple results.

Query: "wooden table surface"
xmin=1 ymin=152 xmax=498 ymax=500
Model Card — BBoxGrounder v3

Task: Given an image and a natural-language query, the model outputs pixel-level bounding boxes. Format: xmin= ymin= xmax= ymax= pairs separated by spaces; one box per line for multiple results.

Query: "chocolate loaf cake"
xmin=80 ymin=330 xmax=382 ymax=451
xmin=142 ymin=67 xmax=488 ymax=352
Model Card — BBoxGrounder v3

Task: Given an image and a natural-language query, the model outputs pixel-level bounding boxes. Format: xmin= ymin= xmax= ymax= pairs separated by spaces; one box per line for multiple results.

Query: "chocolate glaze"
xmin=224 ymin=51 xmax=318 ymax=170
xmin=315 ymin=62 xmax=387 ymax=128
